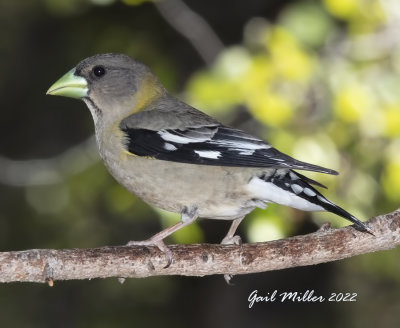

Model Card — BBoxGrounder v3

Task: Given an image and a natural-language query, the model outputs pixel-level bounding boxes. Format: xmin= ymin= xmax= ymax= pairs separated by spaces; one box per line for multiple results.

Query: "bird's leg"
xmin=127 ymin=206 xmax=198 ymax=267
xmin=221 ymin=216 xmax=245 ymax=245
xmin=221 ymin=216 xmax=245 ymax=284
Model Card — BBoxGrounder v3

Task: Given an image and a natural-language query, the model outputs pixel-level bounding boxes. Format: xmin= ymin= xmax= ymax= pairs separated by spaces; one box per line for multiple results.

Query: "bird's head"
xmin=47 ymin=53 xmax=164 ymax=125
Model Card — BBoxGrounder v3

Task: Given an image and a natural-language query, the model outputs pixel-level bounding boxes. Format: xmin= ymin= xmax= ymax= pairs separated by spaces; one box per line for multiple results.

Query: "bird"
xmin=47 ymin=53 xmax=371 ymax=266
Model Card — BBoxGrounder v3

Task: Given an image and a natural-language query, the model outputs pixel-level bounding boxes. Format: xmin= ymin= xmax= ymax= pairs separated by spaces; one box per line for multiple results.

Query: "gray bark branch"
xmin=1 ymin=208 xmax=399 ymax=284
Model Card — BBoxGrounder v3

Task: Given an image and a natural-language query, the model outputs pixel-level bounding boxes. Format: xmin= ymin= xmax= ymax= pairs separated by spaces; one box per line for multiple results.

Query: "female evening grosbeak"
xmin=47 ymin=53 xmax=370 ymax=264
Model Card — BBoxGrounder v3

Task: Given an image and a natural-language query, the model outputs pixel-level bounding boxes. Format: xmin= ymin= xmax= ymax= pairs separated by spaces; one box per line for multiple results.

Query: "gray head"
xmin=47 ymin=53 xmax=164 ymax=125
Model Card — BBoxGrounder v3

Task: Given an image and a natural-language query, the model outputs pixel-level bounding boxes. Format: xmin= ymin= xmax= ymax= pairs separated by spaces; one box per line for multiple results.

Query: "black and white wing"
xmin=120 ymin=124 xmax=338 ymax=175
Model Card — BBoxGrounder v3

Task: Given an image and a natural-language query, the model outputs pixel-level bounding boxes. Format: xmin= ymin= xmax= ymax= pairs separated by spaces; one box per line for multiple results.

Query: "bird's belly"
xmin=102 ymin=152 xmax=260 ymax=219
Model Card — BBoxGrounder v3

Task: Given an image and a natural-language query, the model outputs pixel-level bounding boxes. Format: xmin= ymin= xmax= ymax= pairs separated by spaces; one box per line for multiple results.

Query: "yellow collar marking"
xmin=130 ymin=74 xmax=163 ymax=114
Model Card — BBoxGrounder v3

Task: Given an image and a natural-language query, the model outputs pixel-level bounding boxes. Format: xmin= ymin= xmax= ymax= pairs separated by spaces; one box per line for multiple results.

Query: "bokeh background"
xmin=1 ymin=0 xmax=400 ymax=327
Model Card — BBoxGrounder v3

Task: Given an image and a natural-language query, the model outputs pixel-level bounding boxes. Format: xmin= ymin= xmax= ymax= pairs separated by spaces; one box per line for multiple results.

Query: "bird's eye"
xmin=93 ymin=65 xmax=106 ymax=77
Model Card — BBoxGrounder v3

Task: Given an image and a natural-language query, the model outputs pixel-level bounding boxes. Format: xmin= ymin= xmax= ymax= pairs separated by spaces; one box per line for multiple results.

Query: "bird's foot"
xmin=125 ymin=207 xmax=199 ymax=269
xmin=318 ymin=222 xmax=331 ymax=232
xmin=126 ymin=238 xmax=173 ymax=268
xmin=221 ymin=234 xmax=242 ymax=284
xmin=221 ymin=234 xmax=242 ymax=246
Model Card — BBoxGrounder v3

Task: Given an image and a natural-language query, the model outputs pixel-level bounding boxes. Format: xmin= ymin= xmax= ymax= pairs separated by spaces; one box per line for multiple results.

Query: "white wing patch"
xmin=194 ymin=150 xmax=221 ymax=159
xmin=163 ymin=142 xmax=177 ymax=151
xmin=158 ymin=128 xmax=270 ymax=156
xmin=212 ymin=139 xmax=270 ymax=153
xmin=158 ymin=130 xmax=210 ymax=144
xmin=237 ymin=149 xmax=255 ymax=155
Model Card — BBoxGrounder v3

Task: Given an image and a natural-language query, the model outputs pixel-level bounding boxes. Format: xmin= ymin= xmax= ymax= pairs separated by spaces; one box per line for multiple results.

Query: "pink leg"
xmin=127 ymin=206 xmax=198 ymax=267
xmin=221 ymin=216 xmax=244 ymax=245
xmin=221 ymin=216 xmax=245 ymax=284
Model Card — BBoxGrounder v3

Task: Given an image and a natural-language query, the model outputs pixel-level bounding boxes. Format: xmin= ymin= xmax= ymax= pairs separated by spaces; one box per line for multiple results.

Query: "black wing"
xmin=120 ymin=125 xmax=338 ymax=175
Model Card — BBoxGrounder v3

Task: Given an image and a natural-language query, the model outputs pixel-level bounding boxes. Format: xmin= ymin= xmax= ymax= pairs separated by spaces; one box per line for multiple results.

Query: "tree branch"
xmin=1 ymin=208 xmax=399 ymax=284
xmin=154 ymin=0 xmax=224 ymax=65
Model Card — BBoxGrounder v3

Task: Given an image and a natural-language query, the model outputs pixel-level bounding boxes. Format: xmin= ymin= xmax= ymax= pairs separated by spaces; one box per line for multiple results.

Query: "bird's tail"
xmin=248 ymin=170 xmax=371 ymax=233
xmin=313 ymin=193 xmax=371 ymax=233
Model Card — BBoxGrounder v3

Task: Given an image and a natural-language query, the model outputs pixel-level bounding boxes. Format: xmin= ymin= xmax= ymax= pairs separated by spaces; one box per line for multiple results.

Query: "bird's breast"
xmin=96 ymin=127 xmax=263 ymax=217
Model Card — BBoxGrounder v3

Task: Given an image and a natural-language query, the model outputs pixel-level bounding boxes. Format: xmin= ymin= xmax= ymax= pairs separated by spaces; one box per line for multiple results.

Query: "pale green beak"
xmin=46 ymin=69 xmax=88 ymax=98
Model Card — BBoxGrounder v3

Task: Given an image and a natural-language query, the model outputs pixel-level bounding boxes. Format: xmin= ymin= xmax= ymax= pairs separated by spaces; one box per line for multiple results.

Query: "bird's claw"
xmin=126 ymin=238 xmax=173 ymax=268
xmin=221 ymin=235 xmax=242 ymax=246
xmin=221 ymin=234 xmax=242 ymax=284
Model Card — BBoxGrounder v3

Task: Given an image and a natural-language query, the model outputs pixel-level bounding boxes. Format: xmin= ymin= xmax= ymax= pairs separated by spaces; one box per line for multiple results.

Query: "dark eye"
xmin=93 ymin=65 xmax=105 ymax=77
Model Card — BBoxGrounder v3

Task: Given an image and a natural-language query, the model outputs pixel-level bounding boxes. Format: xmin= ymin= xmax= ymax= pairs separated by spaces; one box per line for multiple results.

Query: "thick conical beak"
xmin=46 ymin=69 xmax=88 ymax=98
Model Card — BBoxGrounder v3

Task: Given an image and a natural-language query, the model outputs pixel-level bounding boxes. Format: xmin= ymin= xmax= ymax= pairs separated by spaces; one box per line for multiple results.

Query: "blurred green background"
xmin=0 ymin=0 xmax=399 ymax=327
